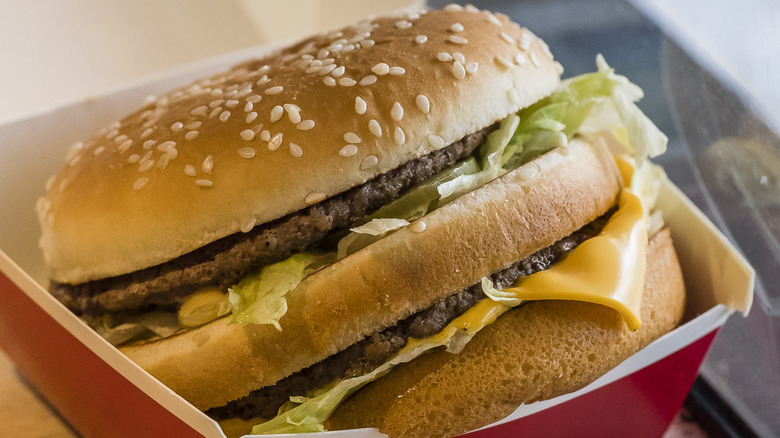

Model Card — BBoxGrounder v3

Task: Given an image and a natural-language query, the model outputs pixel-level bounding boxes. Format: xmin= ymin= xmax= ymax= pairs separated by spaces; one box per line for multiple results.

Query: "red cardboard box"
xmin=0 ymin=43 xmax=754 ymax=438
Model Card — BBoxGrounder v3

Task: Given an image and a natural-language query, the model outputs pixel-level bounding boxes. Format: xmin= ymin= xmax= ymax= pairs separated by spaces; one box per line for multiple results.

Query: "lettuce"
xmin=251 ymin=300 xmax=510 ymax=435
xmin=228 ymin=253 xmax=334 ymax=329
xmin=336 ymin=218 xmax=410 ymax=259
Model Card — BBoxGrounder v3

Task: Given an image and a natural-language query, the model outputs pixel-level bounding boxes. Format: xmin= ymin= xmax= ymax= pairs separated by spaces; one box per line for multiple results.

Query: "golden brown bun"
xmin=38 ymin=8 xmax=562 ymax=284
xmin=120 ymin=138 xmax=622 ymax=410
xmin=328 ymin=228 xmax=686 ymax=438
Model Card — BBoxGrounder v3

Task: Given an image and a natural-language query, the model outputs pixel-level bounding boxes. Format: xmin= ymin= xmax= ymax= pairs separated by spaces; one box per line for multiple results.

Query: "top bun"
xmin=38 ymin=6 xmax=562 ymax=285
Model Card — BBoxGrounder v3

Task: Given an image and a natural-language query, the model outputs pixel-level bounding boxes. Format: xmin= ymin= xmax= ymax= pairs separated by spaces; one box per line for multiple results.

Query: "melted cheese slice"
xmin=407 ymin=187 xmax=648 ymax=349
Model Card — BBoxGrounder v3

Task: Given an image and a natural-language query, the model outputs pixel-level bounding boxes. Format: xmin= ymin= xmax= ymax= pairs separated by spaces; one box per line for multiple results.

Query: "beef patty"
xmin=50 ymin=126 xmax=495 ymax=315
xmin=206 ymin=212 xmax=611 ymax=421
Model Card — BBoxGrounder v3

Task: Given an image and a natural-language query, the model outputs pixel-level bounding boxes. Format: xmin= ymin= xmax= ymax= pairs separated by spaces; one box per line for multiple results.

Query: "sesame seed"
xmin=394 ymin=127 xmax=406 ymax=145
xmin=368 ymin=119 xmax=382 ymax=137
xmin=555 ymin=61 xmax=564 ymax=74
xmin=323 ymin=76 xmax=336 ymax=86
xmin=495 ymin=55 xmax=513 ymax=69
xmin=195 ymin=179 xmax=213 ymax=188
xmin=225 ymin=99 xmax=239 ymax=108
xmin=184 ymin=165 xmax=197 ymax=176
xmin=141 ymin=128 xmax=154 ymax=139
xmin=317 ymin=49 xmax=329 ymax=59
xmin=448 ymin=35 xmax=468 ymax=45
xmin=244 ymin=102 xmax=254 ymax=112
xmin=319 ymin=64 xmax=337 ymax=75
xmin=500 ymin=32 xmax=516 ymax=45
xmin=530 ymin=52 xmax=540 ymax=67
xmin=114 ymin=134 xmax=128 ymax=144
xmin=486 ymin=13 xmax=502 ymax=26
xmin=260 ymin=130 xmax=271 ymax=141
xmin=465 ymin=4 xmax=480 ymax=13
xmin=465 ymin=62 xmax=478 ymax=74
xmin=355 ymin=96 xmax=367 ymax=115
xmin=138 ymin=159 xmax=154 ymax=173
xmin=284 ymin=104 xmax=302 ymax=123
xmin=542 ymin=42 xmax=553 ymax=59
xmin=128 ymin=154 xmax=141 ymax=163
xmin=246 ymin=111 xmax=258 ymax=123
xmin=437 ymin=52 xmax=453 ymax=62
xmin=209 ymin=107 xmax=222 ymax=119
xmin=143 ymin=140 xmax=156 ymax=150
xmin=202 ymin=155 xmax=214 ymax=173
xmin=185 ymin=131 xmax=200 ymax=141
xmin=361 ymin=39 xmax=376 ymax=48
xmin=444 ymin=4 xmax=463 ymax=12
xmin=508 ymin=87 xmax=520 ymax=103
xmin=388 ymin=66 xmax=405 ymax=76
xmin=395 ymin=20 xmax=412 ymax=29
xmin=289 ymin=142 xmax=303 ymax=157
xmin=158 ymin=140 xmax=176 ymax=151
xmin=415 ymin=95 xmax=430 ymax=114
xmin=452 ymin=61 xmax=466 ymax=79
xmin=515 ymin=53 xmax=527 ymax=65
xmin=265 ymin=86 xmax=284 ymax=95
xmin=209 ymin=99 xmax=225 ymax=108
xmin=297 ymin=120 xmax=315 ymax=131
xmin=339 ymin=77 xmax=357 ymax=87
xmin=453 ymin=52 xmax=466 ymax=64
xmin=246 ymin=94 xmax=262 ymax=103
xmin=339 ymin=144 xmax=358 ymax=157
xmin=219 ymin=110 xmax=231 ymax=122
xmin=360 ymin=154 xmax=379 ymax=170
xmin=409 ymin=221 xmax=427 ymax=233
xmin=190 ymin=105 xmax=208 ymax=116
xmin=118 ymin=139 xmax=133 ymax=153
xmin=238 ymin=147 xmax=256 ymax=159
xmin=157 ymin=154 xmax=171 ymax=169
xmin=305 ymin=192 xmax=327 ymax=204
xmin=391 ymin=102 xmax=404 ymax=121
xmin=359 ymin=75 xmax=377 ymax=86
xmin=450 ymin=23 xmax=464 ymax=32
xmin=240 ymin=129 xmax=255 ymax=141
xmin=268 ymin=133 xmax=283 ymax=150
xmin=166 ymin=147 xmax=178 ymax=159
xmin=185 ymin=121 xmax=202 ymax=130
xmin=427 ymin=134 xmax=446 ymax=148
xmin=241 ymin=218 xmax=257 ymax=233
xmin=133 ymin=177 xmax=149 ymax=190
xmin=270 ymin=106 xmax=284 ymax=123
xmin=415 ymin=35 xmax=428 ymax=44
xmin=332 ymin=66 xmax=346 ymax=77
xmin=372 ymin=63 xmax=390 ymax=75
xmin=344 ymin=132 xmax=361 ymax=143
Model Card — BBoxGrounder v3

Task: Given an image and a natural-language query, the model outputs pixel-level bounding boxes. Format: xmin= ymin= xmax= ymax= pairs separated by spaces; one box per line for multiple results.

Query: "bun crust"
xmin=38 ymin=8 xmax=562 ymax=284
xmin=120 ymin=139 xmax=622 ymax=410
xmin=328 ymin=228 xmax=686 ymax=438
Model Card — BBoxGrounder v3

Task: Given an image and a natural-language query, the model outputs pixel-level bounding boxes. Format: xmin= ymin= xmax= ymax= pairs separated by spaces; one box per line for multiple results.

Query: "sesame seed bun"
xmin=119 ymin=138 xmax=622 ymax=410
xmin=38 ymin=8 xmax=561 ymax=285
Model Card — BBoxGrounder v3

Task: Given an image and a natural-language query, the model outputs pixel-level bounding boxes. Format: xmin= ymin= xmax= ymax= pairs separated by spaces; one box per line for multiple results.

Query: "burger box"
xmin=0 ymin=41 xmax=754 ymax=438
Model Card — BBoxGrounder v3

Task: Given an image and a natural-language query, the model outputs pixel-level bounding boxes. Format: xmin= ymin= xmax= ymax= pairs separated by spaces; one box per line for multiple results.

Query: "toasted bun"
xmin=120 ymin=138 xmax=622 ymax=410
xmin=328 ymin=228 xmax=686 ymax=437
xmin=38 ymin=8 xmax=562 ymax=285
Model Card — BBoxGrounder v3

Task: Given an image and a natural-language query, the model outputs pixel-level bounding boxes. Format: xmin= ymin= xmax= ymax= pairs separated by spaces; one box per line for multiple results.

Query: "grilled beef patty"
xmin=207 ymin=212 xmax=611 ymax=421
xmin=50 ymin=126 xmax=495 ymax=315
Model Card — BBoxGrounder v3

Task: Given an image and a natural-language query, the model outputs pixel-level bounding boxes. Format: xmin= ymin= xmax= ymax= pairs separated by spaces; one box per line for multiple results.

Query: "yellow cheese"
xmin=499 ymin=189 xmax=647 ymax=330
xmin=404 ymin=186 xmax=647 ymax=351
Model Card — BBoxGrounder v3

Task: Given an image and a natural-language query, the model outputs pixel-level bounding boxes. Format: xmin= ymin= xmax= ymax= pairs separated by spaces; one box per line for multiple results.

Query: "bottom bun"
xmin=326 ymin=228 xmax=686 ymax=438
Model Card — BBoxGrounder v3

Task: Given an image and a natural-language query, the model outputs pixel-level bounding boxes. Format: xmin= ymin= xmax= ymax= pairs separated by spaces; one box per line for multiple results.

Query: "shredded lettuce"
xmin=437 ymin=114 xmax=520 ymax=202
xmin=251 ymin=300 xmax=509 ymax=435
xmin=337 ymin=218 xmax=410 ymax=259
xmin=228 ymin=253 xmax=334 ymax=329
xmin=85 ymin=311 xmax=180 ymax=346
xmin=481 ymin=277 xmax=523 ymax=307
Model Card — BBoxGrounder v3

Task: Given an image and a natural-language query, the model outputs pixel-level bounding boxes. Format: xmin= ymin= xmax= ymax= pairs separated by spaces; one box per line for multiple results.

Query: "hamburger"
xmin=36 ymin=5 xmax=685 ymax=437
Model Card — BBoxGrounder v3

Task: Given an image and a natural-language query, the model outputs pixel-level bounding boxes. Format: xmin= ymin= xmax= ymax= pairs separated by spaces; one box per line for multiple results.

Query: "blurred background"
xmin=0 ymin=0 xmax=778 ymax=437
